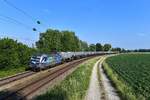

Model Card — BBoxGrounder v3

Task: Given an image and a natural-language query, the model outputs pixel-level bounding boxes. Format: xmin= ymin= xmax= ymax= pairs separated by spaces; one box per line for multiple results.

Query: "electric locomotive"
xmin=28 ymin=53 xmax=62 ymax=71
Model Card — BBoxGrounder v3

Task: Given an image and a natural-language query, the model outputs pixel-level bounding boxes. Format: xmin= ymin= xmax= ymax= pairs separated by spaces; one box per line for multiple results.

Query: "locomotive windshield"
xmin=30 ymin=54 xmax=43 ymax=64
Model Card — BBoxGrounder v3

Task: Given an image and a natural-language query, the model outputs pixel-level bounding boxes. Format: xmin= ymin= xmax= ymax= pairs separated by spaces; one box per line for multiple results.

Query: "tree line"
xmin=0 ymin=28 xmax=112 ymax=69
xmin=2 ymin=28 xmax=150 ymax=70
xmin=36 ymin=29 xmax=112 ymax=53
xmin=2 ymin=28 xmax=149 ymax=70
xmin=111 ymin=47 xmax=150 ymax=53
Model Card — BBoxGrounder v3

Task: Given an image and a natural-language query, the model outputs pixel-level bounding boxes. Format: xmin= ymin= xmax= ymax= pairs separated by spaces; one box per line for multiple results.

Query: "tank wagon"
xmin=27 ymin=51 xmax=115 ymax=71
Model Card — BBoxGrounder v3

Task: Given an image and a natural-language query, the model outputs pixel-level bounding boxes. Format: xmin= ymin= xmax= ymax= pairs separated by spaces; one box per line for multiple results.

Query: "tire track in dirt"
xmin=98 ymin=57 xmax=120 ymax=100
xmin=85 ymin=56 xmax=120 ymax=100
xmin=85 ymin=57 xmax=103 ymax=100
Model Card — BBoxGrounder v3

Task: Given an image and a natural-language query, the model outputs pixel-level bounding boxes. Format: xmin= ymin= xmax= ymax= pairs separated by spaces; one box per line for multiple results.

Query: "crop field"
xmin=104 ymin=54 xmax=150 ymax=99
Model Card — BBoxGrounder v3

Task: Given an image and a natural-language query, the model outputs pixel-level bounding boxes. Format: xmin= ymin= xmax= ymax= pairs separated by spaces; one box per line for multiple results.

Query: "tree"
xmin=36 ymin=29 xmax=86 ymax=52
xmin=0 ymin=38 xmax=19 ymax=69
xmin=17 ymin=42 xmax=36 ymax=65
xmin=73 ymin=35 xmax=81 ymax=51
xmin=61 ymin=30 xmax=81 ymax=51
xmin=0 ymin=38 xmax=34 ymax=69
xmin=103 ymin=44 xmax=111 ymax=51
xmin=89 ymin=44 xmax=96 ymax=51
xmin=80 ymin=40 xmax=89 ymax=51
xmin=121 ymin=48 xmax=126 ymax=53
xmin=96 ymin=43 xmax=103 ymax=51
xmin=112 ymin=47 xmax=121 ymax=52
xmin=36 ymin=29 xmax=62 ymax=53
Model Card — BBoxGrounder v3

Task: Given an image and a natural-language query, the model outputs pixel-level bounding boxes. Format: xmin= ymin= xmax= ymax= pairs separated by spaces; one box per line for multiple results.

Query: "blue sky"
xmin=0 ymin=0 xmax=150 ymax=49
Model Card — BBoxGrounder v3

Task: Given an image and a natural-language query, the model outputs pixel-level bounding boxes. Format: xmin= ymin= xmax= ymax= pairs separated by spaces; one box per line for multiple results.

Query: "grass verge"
xmin=102 ymin=61 xmax=137 ymax=100
xmin=36 ymin=57 xmax=99 ymax=100
xmin=0 ymin=67 xmax=25 ymax=78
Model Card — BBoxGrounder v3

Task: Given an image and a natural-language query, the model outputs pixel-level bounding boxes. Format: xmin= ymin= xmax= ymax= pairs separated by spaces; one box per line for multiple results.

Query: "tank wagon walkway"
xmin=85 ymin=57 xmax=120 ymax=100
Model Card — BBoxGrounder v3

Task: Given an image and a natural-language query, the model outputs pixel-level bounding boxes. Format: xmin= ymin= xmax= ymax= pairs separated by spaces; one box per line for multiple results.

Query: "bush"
xmin=0 ymin=38 xmax=35 ymax=69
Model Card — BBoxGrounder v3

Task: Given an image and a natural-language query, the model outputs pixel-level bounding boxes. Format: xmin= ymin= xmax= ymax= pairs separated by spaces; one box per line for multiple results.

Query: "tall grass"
xmin=36 ymin=58 xmax=99 ymax=100
xmin=0 ymin=67 xmax=25 ymax=78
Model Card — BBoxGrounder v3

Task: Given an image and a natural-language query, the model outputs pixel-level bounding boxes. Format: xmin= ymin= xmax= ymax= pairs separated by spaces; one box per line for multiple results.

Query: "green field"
xmin=36 ymin=57 xmax=99 ymax=100
xmin=104 ymin=54 xmax=150 ymax=100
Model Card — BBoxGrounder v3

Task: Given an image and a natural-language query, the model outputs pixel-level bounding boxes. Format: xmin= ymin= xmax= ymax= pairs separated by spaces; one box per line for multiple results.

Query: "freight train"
xmin=27 ymin=51 xmax=113 ymax=71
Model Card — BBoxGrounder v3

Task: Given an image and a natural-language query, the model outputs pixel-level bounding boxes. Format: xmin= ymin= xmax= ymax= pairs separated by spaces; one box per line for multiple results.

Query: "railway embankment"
xmin=35 ymin=57 xmax=99 ymax=100
xmin=0 ymin=57 xmax=97 ymax=100
xmin=0 ymin=67 xmax=25 ymax=79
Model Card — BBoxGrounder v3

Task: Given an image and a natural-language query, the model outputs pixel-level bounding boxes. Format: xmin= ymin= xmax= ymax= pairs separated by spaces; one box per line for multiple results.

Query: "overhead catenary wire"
xmin=0 ymin=16 xmax=27 ymax=26
xmin=3 ymin=0 xmax=51 ymax=28
xmin=0 ymin=14 xmax=40 ymax=32
xmin=0 ymin=17 xmax=12 ymax=23
xmin=3 ymin=0 xmax=41 ymax=25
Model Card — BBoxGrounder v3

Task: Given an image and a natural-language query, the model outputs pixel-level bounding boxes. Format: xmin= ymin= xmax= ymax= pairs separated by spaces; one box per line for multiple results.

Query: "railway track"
xmin=0 ymin=71 xmax=35 ymax=87
xmin=0 ymin=57 xmax=94 ymax=100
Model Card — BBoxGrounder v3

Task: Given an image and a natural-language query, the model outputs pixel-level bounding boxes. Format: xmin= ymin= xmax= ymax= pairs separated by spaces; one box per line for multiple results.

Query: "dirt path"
xmin=99 ymin=57 xmax=120 ymax=100
xmin=85 ymin=56 xmax=120 ymax=100
xmin=85 ymin=58 xmax=103 ymax=100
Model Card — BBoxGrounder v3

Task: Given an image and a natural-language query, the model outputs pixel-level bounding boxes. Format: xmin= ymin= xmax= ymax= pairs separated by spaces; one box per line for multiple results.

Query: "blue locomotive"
xmin=28 ymin=53 xmax=63 ymax=71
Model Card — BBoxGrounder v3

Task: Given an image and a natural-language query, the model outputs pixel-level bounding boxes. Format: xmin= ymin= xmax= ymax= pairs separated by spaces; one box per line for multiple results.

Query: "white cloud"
xmin=43 ymin=9 xmax=51 ymax=14
xmin=137 ymin=33 xmax=146 ymax=37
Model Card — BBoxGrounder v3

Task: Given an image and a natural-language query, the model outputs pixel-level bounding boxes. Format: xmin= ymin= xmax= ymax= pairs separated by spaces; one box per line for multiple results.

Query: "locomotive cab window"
xmin=41 ymin=57 xmax=47 ymax=63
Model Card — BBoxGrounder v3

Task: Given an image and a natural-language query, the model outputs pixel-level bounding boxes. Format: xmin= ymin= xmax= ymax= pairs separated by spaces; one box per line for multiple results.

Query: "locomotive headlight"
xmin=32 ymin=61 xmax=36 ymax=64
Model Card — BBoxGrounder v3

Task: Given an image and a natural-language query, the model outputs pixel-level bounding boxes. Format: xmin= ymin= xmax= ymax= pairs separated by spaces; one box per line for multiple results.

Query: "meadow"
xmin=103 ymin=54 xmax=150 ymax=100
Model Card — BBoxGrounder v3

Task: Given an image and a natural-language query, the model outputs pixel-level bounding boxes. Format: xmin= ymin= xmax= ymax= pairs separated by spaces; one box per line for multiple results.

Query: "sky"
xmin=0 ymin=0 xmax=150 ymax=49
